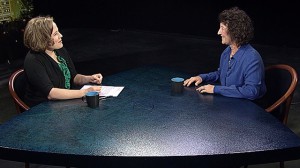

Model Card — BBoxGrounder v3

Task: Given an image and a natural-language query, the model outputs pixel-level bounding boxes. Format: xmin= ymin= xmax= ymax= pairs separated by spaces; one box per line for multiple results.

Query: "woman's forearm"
xmin=48 ymin=88 xmax=86 ymax=100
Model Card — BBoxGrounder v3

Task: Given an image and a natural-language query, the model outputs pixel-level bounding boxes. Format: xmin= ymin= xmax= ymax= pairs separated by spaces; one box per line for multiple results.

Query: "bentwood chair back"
xmin=253 ymin=64 xmax=298 ymax=168
xmin=8 ymin=69 xmax=30 ymax=114
xmin=8 ymin=69 xmax=72 ymax=168
xmin=8 ymin=69 xmax=30 ymax=168
xmin=255 ymin=64 xmax=298 ymax=125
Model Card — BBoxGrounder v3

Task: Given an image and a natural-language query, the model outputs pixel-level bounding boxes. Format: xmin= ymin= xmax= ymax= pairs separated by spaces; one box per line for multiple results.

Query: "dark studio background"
xmin=32 ymin=0 xmax=298 ymax=47
xmin=1 ymin=2 xmax=300 ymax=167
xmin=1 ymin=0 xmax=299 ymax=71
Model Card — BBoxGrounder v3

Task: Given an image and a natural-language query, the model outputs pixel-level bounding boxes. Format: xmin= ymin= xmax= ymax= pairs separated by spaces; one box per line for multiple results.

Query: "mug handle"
xmin=82 ymin=96 xmax=87 ymax=103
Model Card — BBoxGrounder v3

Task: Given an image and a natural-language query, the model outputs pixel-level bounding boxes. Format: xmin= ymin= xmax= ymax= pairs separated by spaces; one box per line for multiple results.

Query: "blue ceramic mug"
xmin=82 ymin=91 xmax=99 ymax=108
xmin=171 ymin=77 xmax=184 ymax=94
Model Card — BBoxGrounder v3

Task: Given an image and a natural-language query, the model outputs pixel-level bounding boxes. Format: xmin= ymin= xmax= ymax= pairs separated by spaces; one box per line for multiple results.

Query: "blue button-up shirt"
xmin=199 ymin=44 xmax=266 ymax=100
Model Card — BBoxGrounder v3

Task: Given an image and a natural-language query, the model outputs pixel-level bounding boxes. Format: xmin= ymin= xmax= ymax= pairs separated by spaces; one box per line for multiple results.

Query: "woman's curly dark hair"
xmin=218 ymin=7 xmax=254 ymax=46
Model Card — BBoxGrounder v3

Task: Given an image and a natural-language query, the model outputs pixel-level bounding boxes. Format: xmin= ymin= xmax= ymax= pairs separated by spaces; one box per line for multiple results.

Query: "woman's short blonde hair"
xmin=23 ymin=16 xmax=54 ymax=52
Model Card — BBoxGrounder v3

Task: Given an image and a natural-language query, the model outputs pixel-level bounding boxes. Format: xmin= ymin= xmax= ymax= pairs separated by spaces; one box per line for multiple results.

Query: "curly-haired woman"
xmin=184 ymin=7 xmax=266 ymax=100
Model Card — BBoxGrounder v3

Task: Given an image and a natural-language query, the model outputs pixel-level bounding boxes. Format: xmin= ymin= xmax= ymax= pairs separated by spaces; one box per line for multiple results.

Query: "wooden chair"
xmin=253 ymin=64 xmax=298 ymax=168
xmin=8 ymin=69 xmax=30 ymax=168
xmin=8 ymin=69 xmax=30 ymax=114
xmin=255 ymin=64 xmax=298 ymax=125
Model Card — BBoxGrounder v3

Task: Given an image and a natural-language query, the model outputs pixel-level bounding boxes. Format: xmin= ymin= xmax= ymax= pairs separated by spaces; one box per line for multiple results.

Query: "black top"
xmin=23 ymin=47 xmax=77 ymax=107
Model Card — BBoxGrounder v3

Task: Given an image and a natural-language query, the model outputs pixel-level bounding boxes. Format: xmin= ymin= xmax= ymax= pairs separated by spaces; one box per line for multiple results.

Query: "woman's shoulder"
xmin=242 ymin=44 xmax=261 ymax=56
xmin=24 ymin=51 xmax=49 ymax=70
xmin=240 ymin=44 xmax=263 ymax=63
xmin=242 ymin=44 xmax=257 ymax=51
xmin=24 ymin=50 xmax=46 ymax=61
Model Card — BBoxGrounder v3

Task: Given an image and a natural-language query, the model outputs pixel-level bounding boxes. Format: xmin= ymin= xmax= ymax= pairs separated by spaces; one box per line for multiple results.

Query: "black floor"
xmin=0 ymin=28 xmax=300 ymax=168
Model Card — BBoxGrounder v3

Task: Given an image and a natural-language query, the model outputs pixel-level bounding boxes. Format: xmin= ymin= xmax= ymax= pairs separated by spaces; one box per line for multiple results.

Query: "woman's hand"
xmin=85 ymin=85 xmax=101 ymax=93
xmin=196 ymin=84 xmax=214 ymax=94
xmin=183 ymin=76 xmax=203 ymax=87
xmin=90 ymin=73 xmax=103 ymax=84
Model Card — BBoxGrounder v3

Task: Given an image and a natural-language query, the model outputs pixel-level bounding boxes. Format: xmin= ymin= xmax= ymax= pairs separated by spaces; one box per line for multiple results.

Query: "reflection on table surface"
xmin=1 ymin=65 xmax=300 ymax=168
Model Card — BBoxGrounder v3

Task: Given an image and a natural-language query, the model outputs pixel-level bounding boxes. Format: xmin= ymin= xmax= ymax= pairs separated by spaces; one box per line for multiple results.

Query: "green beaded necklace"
xmin=57 ymin=54 xmax=71 ymax=89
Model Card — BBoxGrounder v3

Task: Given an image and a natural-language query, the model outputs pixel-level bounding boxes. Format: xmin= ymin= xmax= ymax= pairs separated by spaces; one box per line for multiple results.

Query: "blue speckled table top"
xmin=1 ymin=65 xmax=300 ymax=167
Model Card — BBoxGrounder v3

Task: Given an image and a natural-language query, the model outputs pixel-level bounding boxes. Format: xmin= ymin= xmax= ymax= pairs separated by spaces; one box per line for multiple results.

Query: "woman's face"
xmin=217 ymin=22 xmax=231 ymax=45
xmin=48 ymin=22 xmax=63 ymax=50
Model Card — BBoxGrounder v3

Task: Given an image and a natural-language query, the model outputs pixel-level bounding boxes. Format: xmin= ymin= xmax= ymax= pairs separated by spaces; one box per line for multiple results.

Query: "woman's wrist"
xmin=82 ymin=89 xmax=88 ymax=97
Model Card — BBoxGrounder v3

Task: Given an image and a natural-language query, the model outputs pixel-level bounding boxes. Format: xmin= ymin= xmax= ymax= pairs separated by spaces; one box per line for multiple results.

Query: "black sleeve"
xmin=24 ymin=51 xmax=55 ymax=97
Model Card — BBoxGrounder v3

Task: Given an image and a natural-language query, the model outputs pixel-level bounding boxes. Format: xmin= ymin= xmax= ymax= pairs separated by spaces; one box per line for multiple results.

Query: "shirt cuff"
xmin=213 ymin=85 xmax=220 ymax=94
xmin=199 ymin=74 xmax=207 ymax=81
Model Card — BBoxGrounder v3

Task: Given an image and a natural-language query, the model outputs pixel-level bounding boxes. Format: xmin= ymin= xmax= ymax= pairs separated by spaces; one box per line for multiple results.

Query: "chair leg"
xmin=280 ymin=161 xmax=284 ymax=168
xmin=25 ymin=162 xmax=29 ymax=168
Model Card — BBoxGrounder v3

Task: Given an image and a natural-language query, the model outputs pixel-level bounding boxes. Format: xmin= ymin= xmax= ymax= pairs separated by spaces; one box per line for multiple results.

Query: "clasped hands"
xmin=90 ymin=73 xmax=103 ymax=84
xmin=86 ymin=73 xmax=103 ymax=92
xmin=183 ymin=76 xmax=214 ymax=94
